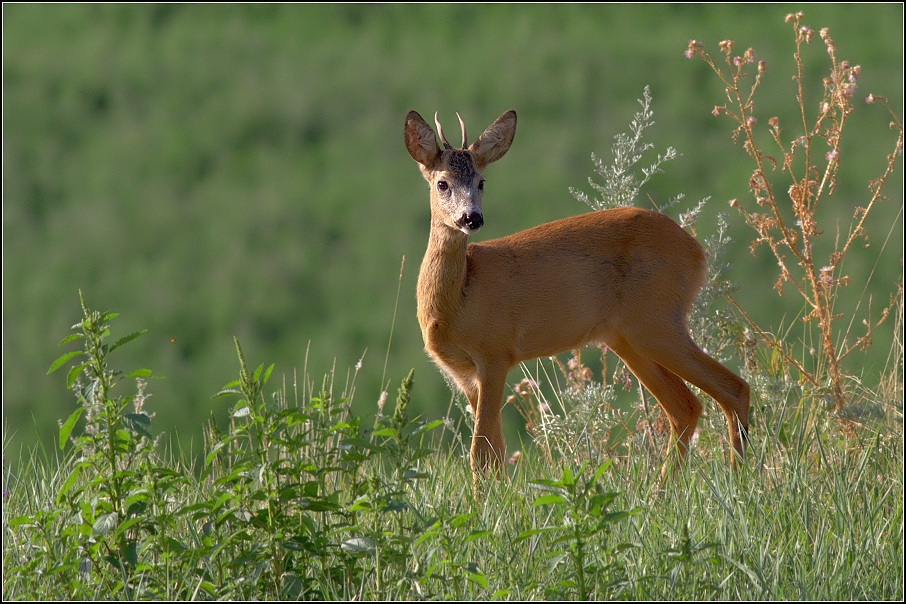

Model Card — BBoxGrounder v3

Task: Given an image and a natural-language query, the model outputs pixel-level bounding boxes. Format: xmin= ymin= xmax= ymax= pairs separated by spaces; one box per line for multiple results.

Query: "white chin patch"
xmin=459 ymin=225 xmax=480 ymax=235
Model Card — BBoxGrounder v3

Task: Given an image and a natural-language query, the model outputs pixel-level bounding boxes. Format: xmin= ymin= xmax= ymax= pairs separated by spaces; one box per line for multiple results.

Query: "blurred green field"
xmin=3 ymin=4 xmax=902 ymax=458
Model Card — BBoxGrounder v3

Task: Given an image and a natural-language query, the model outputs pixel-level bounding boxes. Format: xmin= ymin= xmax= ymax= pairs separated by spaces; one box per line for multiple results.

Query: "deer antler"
xmin=456 ymin=112 xmax=467 ymax=149
xmin=434 ymin=112 xmax=453 ymax=150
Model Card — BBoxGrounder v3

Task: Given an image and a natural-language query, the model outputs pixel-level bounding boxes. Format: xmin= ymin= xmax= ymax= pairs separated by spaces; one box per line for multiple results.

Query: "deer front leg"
xmin=469 ymin=367 xmax=508 ymax=481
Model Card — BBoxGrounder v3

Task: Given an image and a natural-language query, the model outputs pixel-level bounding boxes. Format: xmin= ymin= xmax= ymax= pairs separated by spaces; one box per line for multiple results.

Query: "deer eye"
xmin=478 ymin=180 xmax=485 ymax=190
xmin=437 ymin=181 xmax=449 ymax=192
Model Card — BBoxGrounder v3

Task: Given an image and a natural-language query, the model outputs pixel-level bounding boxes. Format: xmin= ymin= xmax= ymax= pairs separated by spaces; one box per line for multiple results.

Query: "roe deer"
xmin=404 ymin=109 xmax=749 ymax=481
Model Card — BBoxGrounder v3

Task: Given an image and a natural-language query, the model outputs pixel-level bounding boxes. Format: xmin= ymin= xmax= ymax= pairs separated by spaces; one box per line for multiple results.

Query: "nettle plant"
xmin=685 ymin=12 xmax=903 ymax=410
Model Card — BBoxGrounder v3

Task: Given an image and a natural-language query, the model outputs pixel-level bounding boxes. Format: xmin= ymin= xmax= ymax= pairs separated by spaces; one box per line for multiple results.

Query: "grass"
xmin=2 ymin=293 xmax=902 ymax=599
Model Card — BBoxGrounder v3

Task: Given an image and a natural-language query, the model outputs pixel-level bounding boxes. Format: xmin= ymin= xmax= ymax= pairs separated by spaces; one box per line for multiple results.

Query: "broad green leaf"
xmin=78 ymin=557 xmax=92 ymax=579
xmin=113 ymin=517 xmax=143 ymax=540
xmin=451 ymin=512 xmax=475 ymax=528
xmin=124 ymin=490 xmax=150 ymax=510
xmin=205 ymin=442 xmax=226 ymax=467
xmin=92 ymin=512 xmax=119 ymax=537
xmin=212 ymin=386 xmax=242 ymax=399
xmin=533 ymin=494 xmax=568 ymax=506
xmin=58 ymin=332 xmax=84 ymax=346
xmin=560 ymin=465 xmax=578 ymax=486
xmin=301 ymin=499 xmax=342 ymax=512
xmin=465 ymin=530 xmax=493 ymax=543
xmin=56 ymin=463 xmax=85 ymax=503
xmin=126 ymin=368 xmax=153 ymax=378
xmin=545 ymin=552 xmax=569 ymax=571
xmin=514 ymin=526 xmax=559 ymax=543
xmin=413 ymin=419 xmax=445 ymax=435
xmin=109 ymin=329 xmax=148 ymax=353
xmin=592 ymin=459 xmax=614 ymax=484
xmin=468 ymin=571 xmax=488 ymax=589
xmin=341 ymin=536 xmax=376 ymax=555
xmin=9 ymin=516 xmax=37 ymax=528
xmin=47 ymin=350 xmax=83 ymax=374
xmin=59 ymin=407 xmax=84 ymax=449
xmin=66 ymin=363 xmax=85 ymax=389
xmin=348 ymin=495 xmax=376 ymax=512
xmin=123 ymin=412 xmax=152 ymax=439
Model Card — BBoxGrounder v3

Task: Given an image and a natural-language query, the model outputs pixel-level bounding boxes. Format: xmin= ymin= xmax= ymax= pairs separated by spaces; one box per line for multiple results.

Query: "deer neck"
xmin=417 ymin=214 xmax=469 ymax=330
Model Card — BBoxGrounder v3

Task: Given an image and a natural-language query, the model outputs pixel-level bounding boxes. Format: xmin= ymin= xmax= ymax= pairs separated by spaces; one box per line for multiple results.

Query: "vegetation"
xmin=3 ymin=287 xmax=902 ymax=599
xmin=2 ymin=8 xmax=902 ymax=600
xmin=686 ymin=13 xmax=902 ymax=411
xmin=3 ymin=4 xmax=902 ymax=457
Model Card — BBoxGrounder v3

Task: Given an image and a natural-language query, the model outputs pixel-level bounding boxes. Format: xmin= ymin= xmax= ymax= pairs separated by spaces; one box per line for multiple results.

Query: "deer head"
xmin=404 ymin=110 xmax=517 ymax=234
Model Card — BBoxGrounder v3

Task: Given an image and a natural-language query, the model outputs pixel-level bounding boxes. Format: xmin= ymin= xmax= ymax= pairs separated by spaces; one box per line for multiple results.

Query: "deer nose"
xmin=462 ymin=211 xmax=483 ymax=231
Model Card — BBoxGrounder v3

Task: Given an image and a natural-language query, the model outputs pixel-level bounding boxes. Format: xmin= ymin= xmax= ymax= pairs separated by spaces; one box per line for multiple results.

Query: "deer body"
xmin=405 ymin=109 xmax=749 ymax=478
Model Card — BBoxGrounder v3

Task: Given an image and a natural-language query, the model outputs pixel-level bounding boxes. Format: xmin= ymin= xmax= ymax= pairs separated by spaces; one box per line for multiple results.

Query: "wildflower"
xmin=729 ymin=198 xmax=739 ymax=208
xmin=508 ymin=451 xmax=521 ymax=465
xmin=746 ymin=116 xmax=757 ymax=126
xmin=719 ymin=39 xmax=734 ymax=54
xmin=376 ymin=390 xmax=388 ymax=413
xmin=733 ymin=56 xmax=742 ymax=67
xmin=848 ymin=65 xmax=861 ymax=83
xmin=744 ymin=48 xmax=756 ymax=64
xmin=758 ymin=60 xmax=767 ymax=74
xmin=685 ymin=39 xmax=702 ymax=59
xmin=800 ymin=25 xmax=814 ymax=43
xmin=712 ymin=106 xmax=722 ymax=116
xmin=819 ymin=266 xmax=834 ymax=289
xmin=826 ymin=149 xmax=838 ymax=162
xmin=866 ymin=94 xmax=875 ymax=104
xmin=617 ymin=365 xmax=634 ymax=391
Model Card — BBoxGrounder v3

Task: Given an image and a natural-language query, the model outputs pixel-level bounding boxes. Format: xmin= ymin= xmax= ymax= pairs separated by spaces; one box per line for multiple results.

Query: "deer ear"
xmin=405 ymin=110 xmax=442 ymax=167
xmin=470 ymin=110 xmax=516 ymax=168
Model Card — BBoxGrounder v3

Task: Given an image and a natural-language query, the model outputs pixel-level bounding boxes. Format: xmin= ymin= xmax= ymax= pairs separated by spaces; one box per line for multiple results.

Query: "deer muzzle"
xmin=456 ymin=211 xmax=484 ymax=234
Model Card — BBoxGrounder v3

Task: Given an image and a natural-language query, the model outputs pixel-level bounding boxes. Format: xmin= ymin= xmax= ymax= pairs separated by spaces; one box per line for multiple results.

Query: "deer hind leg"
xmin=625 ymin=328 xmax=750 ymax=465
xmin=608 ymin=336 xmax=702 ymax=479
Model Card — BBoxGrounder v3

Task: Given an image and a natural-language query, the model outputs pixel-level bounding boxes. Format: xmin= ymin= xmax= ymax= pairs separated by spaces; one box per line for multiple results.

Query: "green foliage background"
xmin=3 ymin=4 xmax=902 ymax=457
